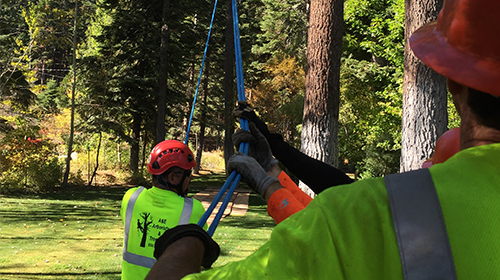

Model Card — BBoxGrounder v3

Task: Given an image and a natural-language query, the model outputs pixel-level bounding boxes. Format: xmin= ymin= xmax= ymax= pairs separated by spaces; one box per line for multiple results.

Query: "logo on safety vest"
xmin=137 ymin=212 xmax=171 ymax=248
xmin=137 ymin=212 xmax=153 ymax=247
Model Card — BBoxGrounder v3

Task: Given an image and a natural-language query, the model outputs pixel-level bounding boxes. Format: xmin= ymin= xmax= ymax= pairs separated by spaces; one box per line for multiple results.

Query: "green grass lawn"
xmin=0 ymin=173 xmax=275 ymax=279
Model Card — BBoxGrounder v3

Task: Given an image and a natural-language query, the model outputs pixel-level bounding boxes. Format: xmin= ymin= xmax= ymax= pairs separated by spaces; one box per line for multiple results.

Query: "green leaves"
xmin=344 ymin=0 xmax=404 ymax=66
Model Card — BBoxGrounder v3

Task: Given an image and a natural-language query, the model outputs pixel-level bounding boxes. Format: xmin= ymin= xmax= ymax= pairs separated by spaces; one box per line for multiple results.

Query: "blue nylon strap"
xmin=385 ymin=169 xmax=457 ymax=280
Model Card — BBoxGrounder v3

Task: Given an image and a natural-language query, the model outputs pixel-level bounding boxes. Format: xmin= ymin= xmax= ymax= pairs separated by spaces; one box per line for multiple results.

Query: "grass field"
xmin=0 ymin=172 xmax=275 ymax=279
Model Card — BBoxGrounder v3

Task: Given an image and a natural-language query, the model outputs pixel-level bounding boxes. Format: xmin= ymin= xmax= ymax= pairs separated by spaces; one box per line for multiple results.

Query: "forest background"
xmin=0 ymin=0 xmax=459 ymax=193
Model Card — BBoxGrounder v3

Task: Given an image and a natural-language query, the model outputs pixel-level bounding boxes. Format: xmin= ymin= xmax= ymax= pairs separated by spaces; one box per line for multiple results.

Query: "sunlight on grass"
xmin=211 ymin=195 xmax=275 ymax=267
xmin=198 ymin=149 xmax=225 ymax=173
xmin=0 ymin=188 xmax=124 ymax=279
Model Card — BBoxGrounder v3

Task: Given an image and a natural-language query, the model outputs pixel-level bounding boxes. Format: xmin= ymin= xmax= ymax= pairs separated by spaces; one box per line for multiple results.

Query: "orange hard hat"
xmin=422 ymin=127 xmax=461 ymax=168
xmin=409 ymin=0 xmax=500 ymax=97
xmin=147 ymin=140 xmax=196 ymax=175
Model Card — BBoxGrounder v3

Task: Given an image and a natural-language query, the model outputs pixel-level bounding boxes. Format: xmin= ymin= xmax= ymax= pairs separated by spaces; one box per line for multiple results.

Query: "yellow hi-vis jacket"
xmin=120 ymin=186 xmax=207 ymax=280
xmin=182 ymin=144 xmax=500 ymax=280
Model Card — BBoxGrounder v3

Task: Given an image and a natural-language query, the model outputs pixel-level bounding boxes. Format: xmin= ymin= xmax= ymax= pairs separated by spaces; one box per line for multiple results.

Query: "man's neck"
xmin=460 ymin=120 xmax=500 ymax=150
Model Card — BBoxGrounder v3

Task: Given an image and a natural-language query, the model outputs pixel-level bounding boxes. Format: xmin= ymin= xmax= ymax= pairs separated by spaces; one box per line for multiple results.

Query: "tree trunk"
xmin=400 ymin=0 xmax=447 ymax=172
xmin=223 ymin=0 xmax=235 ymax=169
xmin=299 ymin=0 xmax=343 ymax=197
xmin=155 ymin=0 xmax=170 ymax=145
xmin=117 ymin=142 xmax=121 ymax=169
xmin=141 ymin=133 xmax=148 ymax=171
xmin=195 ymin=62 xmax=209 ymax=174
xmin=129 ymin=112 xmax=141 ymax=172
xmin=62 ymin=0 xmax=78 ymax=187
xmin=88 ymin=132 xmax=102 ymax=187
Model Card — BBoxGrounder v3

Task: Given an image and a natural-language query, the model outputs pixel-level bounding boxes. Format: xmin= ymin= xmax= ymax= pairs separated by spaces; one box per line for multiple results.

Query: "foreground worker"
xmin=120 ymin=140 xmax=208 ymax=280
xmin=146 ymin=1 xmax=500 ymax=279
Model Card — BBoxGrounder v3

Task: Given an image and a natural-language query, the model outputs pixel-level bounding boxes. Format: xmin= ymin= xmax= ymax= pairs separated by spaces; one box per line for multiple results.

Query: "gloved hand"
xmin=228 ymin=153 xmax=279 ymax=197
xmin=154 ymin=224 xmax=220 ymax=268
xmin=232 ymin=122 xmax=278 ymax=172
xmin=232 ymin=101 xmax=274 ymax=140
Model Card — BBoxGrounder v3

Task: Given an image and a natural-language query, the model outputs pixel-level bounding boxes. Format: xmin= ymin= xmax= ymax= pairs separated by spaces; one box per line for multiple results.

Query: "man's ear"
xmin=447 ymin=79 xmax=464 ymax=95
xmin=165 ymin=173 xmax=178 ymax=185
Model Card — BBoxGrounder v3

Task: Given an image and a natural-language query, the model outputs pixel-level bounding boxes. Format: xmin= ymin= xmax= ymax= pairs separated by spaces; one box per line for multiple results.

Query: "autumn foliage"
xmin=0 ymin=117 xmax=62 ymax=192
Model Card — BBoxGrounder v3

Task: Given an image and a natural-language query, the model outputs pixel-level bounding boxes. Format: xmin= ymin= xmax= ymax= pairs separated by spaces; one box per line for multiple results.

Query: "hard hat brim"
xmin=410 ymin=21 xmax=500 ymax=97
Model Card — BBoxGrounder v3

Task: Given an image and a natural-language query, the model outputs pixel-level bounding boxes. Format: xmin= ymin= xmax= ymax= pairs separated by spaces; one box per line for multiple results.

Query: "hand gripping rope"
xmin=184 ymin=0 xmax=249 ymax=236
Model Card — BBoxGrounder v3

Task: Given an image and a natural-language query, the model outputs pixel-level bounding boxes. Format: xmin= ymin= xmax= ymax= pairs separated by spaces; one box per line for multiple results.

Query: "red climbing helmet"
xmin=410 ymin=0 xmax=500 ymax=96
xmin=147 ymin=140 xmax=196 ymax=175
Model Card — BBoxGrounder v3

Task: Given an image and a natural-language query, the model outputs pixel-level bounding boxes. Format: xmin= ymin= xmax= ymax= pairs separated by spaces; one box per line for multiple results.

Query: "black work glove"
xmin=232 ymin=122 xmax=278 ymax=172
xmin=154 ymin=224 xmax=220 ymax=268
xmin=227 ymin=153 xmax=279 ymax=197
xmin=232 ymin=101 xmax=274 ymax=140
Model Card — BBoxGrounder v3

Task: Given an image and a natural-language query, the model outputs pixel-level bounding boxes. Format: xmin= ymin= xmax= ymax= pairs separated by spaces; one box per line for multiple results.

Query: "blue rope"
xmin=197 ymin=0 xmax=250 ymax=236
xmin=185 ymin=0 xmax=220 ymax=145
xmin=232 ymin=0 xmax=246 ymax=102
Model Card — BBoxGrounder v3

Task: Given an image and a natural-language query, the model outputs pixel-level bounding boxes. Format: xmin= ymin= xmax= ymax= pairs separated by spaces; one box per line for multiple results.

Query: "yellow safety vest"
xmin=120 ymin=186 xmax=206 ymax=280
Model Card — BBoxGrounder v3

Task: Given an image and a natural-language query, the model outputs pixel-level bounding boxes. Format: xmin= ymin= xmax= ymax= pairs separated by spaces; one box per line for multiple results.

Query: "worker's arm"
xmin=267 ymin=165 xmax=313 ymax=207
xmin=147 ymin=224 xmax=220 ymax=280
xmin=231 ymin=125 xmax=313 ymax=223
xmin=233 ymin=102 xmax=353 ymax=194
xmin=263 ymin=165 xmax=311 ymax=223
xmin=146 ymin=236 xmax=204 ymax=280
xmin=227 ymin=153 xmax=305 ymax=224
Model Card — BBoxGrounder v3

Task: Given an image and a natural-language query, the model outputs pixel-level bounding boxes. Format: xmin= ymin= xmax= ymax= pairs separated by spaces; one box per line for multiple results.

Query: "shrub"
xmin=0 ymin=117 xmax=62 ymax=193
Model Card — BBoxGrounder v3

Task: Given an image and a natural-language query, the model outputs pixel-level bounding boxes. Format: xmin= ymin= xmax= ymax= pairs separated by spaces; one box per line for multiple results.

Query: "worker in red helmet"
xmin=120 ymin=140 xmax=210 ymax=280
xmin=147 ymin=0 xmax=500 ymax=279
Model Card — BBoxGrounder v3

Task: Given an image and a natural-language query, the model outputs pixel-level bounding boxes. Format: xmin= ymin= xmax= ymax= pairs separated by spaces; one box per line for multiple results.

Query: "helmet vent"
xmin=152 ymin=161 xmax=161 ymax=169
xmin=187 ymin=154 xmax=194 ymax=162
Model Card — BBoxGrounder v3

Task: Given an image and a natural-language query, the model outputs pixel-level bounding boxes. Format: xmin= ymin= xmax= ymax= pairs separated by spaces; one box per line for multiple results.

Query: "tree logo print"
xmin=137 ymin=212 xmax=153 ymax=247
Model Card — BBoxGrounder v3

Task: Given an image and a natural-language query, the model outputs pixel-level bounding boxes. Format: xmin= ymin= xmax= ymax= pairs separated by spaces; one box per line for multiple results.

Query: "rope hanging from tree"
xmin=184 ymin=0 xmax=249 ymax=236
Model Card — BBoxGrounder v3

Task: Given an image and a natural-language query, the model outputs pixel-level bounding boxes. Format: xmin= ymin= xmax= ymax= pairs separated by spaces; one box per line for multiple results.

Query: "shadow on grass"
xmin=1 ymin=185 xmax=127 ymax=201
xmin=1 ymin=206 xmax=119 ymax=220
xmin=1 ymin=203 xmax=122 ymax=226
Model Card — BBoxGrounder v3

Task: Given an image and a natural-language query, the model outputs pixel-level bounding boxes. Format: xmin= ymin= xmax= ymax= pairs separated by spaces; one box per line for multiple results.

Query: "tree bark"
xmin=62 ymin=0 xmax=78 ymax=187
xmin=88 ymin=132 xmax=102 ymax=187
xmin=141 ymin=133 xmax=148 ymax=171
xmin=400 ymin=0 xmax=447 ymax=172
xmin=155 ymin=0 xmax=171 ymax=145
xmin=223 ymin=0 xmax=235 ymax=169
xmin=299 ymin=0 xmax=343 ymax=196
